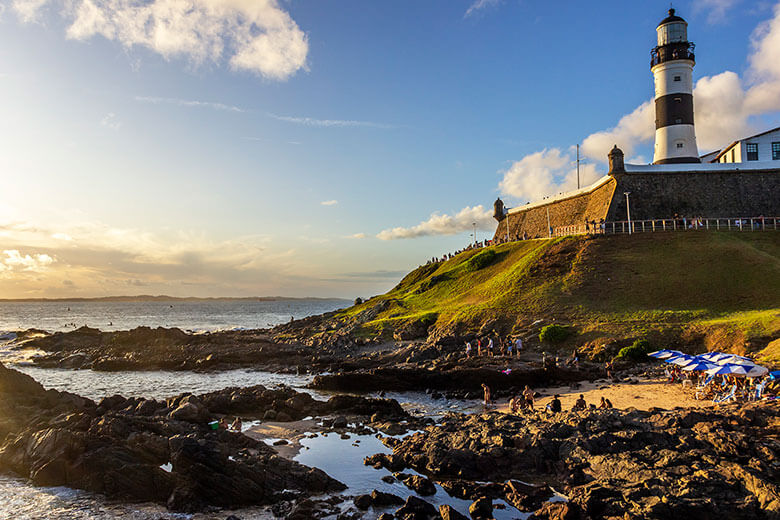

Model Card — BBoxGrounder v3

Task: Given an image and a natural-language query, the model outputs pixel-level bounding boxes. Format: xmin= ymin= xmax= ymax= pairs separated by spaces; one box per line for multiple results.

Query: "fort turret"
xmin=651 ymin=9 xmax=700 ymax=164
xmin=493 ymin=198 xmax=505 ymax=221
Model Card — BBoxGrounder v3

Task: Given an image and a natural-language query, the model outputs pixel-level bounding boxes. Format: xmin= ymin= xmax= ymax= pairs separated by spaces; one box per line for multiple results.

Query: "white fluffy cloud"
xmin=12 ymin=0 xmax=308 ymax=80
xmin=320 ymin=200 xmax=338 ymax=206
xmin=0 ymin=250 xmax=54 ymax=274
xmin=499 ymin=148 xmax=601 ymax=202
xmin=377 ymin=205 xmax=494 ymax=240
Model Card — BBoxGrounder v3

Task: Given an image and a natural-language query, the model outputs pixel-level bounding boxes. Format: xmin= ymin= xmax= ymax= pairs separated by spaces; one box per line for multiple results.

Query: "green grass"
xmin=331 ymin=232 xmax=780 ymax=343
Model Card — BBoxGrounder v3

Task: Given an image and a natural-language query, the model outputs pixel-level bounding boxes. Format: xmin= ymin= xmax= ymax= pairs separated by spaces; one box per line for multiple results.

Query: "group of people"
xmin=218 ymin=416 xmax=243 ymax=431
xmin=503 ymin=388 xmax=613 ymax=414
xmin=424 ymin=241 xmax=488 ymax=266
xmin=466 ymin=336 xmax=523 ymax=358
xmin=664 ymin=365 xmax=777 ymax=402
xmin=584 ymin=219 xmax=606 ymax=234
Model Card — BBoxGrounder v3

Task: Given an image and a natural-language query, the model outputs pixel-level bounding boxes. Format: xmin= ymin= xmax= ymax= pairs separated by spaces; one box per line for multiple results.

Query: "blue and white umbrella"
xmin=715 ymin=355 xmax=754 ymax=366
xmin=745 ymin=365 xmax=768 ymax=378
xmin=682 ymin=361 xmax=719 ymax=371
xmin=654 ymin=350 xmax=683 ymax=360
xmin=670 ymin=355 xmax=696 ymax=366
xmin=706 ymin=364 xmax=750 ymax=376
xmin=700 ymin=352 xmax=727 ymax=362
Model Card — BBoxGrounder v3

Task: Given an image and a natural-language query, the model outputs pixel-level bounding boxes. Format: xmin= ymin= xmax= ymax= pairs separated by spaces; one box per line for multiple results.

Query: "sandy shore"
xmin=245 ymin=419 xmax=322 ymax=458
xmin=496 ymin=376 xmax=714 ymax=413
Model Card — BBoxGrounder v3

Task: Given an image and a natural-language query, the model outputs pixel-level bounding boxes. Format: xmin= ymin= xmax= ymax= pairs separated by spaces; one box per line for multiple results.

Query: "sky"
xmin=1 ymin=0 xmax=779 ymax=299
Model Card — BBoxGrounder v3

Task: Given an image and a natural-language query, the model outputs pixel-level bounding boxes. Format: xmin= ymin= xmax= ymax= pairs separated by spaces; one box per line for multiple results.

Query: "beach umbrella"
xmin=745 ymin=365 xmax=768 ymax=378
xmin=706 ymin=364 xmax=750 ymax=376
xmin=670 ymin=355 xmax=696 ymax=366
xmin=682 ymin=361 xmax=718 ymax=371
xmin=770 ymin=371 xmax=780 ymax=380
xmin=655 ymin=350 xmax=683 ymax=360
xmin=716 ymin=355 xmax=754 ymax=366
xmin=648 ymin=349 xmax=672 ymax=359
xmin=700 ymin=352 xmax=727 ymax=361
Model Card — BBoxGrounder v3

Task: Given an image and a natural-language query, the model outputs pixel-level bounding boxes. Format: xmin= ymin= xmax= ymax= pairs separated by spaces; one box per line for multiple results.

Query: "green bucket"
xmin=208 ymin=420 xmax=219 ymax=430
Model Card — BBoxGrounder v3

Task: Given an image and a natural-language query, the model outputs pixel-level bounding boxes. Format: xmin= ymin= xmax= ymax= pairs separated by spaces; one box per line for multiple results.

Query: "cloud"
xmin=13 ymin=0 xmax=308 ymax=80
xmin=347 ymin=233 xmax=366 ymax=239
xmin=135 ymin=96 xmax=244 ymax=112
xmin=377 ymin=205 xmax=494 ymax=240
xmin=695 ymin=0 xmax=742 ymax=23
xmin=464 ymin=0 xmax=502 ymax=18
xmin=269 ymin=113 xmax=394 ymax=129
xmin=320 ymin=200 xmax=338 ymax=206
xmin=580 ymin=101 xmax=654 ymax=162
xmin=100 ymin=112 xmax=121 ymax=130
xmin=499 ymin=148 xmax=601 ymax=202
xmin=0 ymin=250 xmax=54 ymax=274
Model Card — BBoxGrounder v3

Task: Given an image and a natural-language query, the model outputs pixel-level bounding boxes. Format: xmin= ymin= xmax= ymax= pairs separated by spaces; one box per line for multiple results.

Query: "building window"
xmin=674 ymin=76 xmax=681 ymax=81
xmin=731 ymin=149 xmax=735 ymax=162
xmin=746 ymin=143 xmax=758 ymax=161
xmin=773 ymin=142 xmax=780 ymax=160
xmin=676 ymin=143 xmax=684 ymax=149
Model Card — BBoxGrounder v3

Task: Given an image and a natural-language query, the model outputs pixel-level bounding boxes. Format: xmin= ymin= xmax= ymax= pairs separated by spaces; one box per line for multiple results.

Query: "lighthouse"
xmin=651 ymin=9 xmax=700 ymax=164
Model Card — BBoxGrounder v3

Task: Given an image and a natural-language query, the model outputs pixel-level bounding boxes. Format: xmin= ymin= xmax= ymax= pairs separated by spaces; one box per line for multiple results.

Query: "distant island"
xmin=0 ymin=295 xmax=351 ymax=303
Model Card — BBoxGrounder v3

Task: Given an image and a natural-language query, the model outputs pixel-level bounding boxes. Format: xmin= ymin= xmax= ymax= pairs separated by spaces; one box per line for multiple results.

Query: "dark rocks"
xmin=366 ymin=403 xmax=780 ymax=520
xmin=402 ymin=475 xmax=436 ymax=496
xmin=469 ymin=497 xmax=493 ymax=519
xmin=353 ymin=494 xmax=372 ymax=510
xmin=395 ymin=495 xmax=437 ymax=519
xmin=0 ymin=362 xmax=354 ymax=514
xmin=371 ymin=489 xmax=405 ymax=506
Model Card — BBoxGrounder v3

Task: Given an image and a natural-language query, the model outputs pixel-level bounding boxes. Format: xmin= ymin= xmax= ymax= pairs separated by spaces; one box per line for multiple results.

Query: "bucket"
xmin=208 ymin=420 xmax=219 ymax=430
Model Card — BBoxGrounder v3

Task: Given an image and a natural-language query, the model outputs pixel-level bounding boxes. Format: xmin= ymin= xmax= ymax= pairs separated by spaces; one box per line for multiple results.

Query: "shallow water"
xmin=14 ymin=366 xmax=317 ymax=401
xmin=295 ymin=430 xmax=533 ymax=519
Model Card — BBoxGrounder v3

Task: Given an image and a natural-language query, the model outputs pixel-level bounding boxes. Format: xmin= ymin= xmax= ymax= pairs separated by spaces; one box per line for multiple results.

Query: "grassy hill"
xmin=328 ymin=232 xmax=780 ymax=359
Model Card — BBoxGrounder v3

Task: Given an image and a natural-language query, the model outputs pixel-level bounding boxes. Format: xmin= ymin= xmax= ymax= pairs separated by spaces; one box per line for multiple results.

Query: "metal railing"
xmin=553 ymin=217 xmax=780 ymax=237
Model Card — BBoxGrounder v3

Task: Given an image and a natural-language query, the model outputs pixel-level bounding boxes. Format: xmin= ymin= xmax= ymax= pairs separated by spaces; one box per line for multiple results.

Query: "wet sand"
xmin=496 ymin=376 xmax=714 ymax=413
xmin=245 ymin=419 xmax=322 ymax=458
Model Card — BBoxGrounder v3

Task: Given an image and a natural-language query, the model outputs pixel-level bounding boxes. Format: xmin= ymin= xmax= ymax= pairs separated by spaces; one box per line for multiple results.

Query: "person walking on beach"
xmin=515 ymin=337 xmax=523 ymax=355
xmin=476 ymin=339 xmax=482 ymax=356
xmin=605 ymin=361 xmax=614 ymax=379
xmin=487 ymin=337 xmax=494 ymax=357
xmin=481 ymin=383 xmax=491 ymax=408
xmin=465 ymin=341 xmax=472 ymax=358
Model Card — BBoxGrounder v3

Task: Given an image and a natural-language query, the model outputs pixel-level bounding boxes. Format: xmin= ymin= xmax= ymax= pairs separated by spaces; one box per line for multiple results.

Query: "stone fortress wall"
xmin=493 ymin=147 xmax=780 ymax=241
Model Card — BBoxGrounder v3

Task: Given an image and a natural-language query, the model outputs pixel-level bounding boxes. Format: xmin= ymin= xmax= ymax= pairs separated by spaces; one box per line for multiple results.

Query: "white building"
xmin=705 ymin=126 xmax=780 ymax=164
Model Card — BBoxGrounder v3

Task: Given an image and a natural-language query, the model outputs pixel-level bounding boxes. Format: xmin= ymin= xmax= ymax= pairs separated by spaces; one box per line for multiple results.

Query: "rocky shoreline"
xmin=366 ymin=404 xmax=780 ymax=519
xmin=0 ymin=361 xmax=412 ymax=513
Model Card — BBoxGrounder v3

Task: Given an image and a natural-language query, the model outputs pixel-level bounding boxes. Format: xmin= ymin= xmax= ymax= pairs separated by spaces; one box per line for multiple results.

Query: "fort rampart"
xmin=494 ymin=152 xmax=780 ymax=241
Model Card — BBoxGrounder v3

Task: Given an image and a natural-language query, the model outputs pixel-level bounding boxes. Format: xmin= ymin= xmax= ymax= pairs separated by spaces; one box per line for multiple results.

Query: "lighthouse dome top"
xmin=657 ymin=8 xmax=687 ymax=27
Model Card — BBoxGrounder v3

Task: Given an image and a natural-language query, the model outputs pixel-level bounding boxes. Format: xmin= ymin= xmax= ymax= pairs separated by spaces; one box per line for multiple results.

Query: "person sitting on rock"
xmin=510 ymin=395 xmax=521 ymax=413
xmin=549 ymin=395 xmax=562 ymax=414
xmin=230 ymin=417 xmax=242 ymax=432
xmin=219 ymin=417 xmax=229 ymax=429
xmin=572 ymin=394 xmax=587 ymax=410
xmin=523 ymin=385 xmax=535 ymax=410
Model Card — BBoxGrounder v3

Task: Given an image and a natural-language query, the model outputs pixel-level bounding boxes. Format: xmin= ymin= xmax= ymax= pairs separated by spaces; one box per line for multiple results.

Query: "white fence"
xmin=553 ymin=217 xmax=780 ymax=237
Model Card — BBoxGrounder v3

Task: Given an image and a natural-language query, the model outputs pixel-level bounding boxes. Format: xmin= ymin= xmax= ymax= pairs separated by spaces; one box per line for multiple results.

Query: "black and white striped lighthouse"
xmin=651 ymin=9 xmax=700 ymax=164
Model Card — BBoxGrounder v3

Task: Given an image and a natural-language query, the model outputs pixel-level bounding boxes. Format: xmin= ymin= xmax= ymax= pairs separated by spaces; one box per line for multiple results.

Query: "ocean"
xmin=0 ymin=298 xmax=350 ymax=333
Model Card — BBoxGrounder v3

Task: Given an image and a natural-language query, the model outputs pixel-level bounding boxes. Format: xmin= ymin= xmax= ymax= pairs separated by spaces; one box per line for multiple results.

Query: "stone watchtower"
xmin=493 ymin=198 xmax=505 ymax=221
xmin=651 ymin=9 xmax=700 ymax=164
